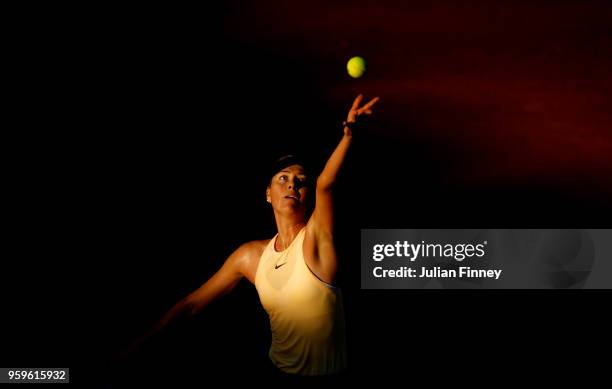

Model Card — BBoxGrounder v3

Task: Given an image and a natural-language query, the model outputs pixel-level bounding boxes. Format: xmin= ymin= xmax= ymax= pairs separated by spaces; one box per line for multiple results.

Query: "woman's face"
xmin=266 ymin=164 xmax=310 ymax=213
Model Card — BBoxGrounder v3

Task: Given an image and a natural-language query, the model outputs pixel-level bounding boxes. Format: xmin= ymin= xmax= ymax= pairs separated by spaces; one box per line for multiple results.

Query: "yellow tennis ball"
xmin=347 ymin=56 xmax=366 ymax=78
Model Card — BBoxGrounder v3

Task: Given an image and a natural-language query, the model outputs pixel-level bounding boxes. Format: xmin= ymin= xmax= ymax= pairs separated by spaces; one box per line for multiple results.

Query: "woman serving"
xmin=125 ymin=94 xmax=379 ymax=375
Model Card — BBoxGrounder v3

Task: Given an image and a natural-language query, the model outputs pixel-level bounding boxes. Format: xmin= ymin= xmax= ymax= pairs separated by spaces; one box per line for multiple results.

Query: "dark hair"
xmin=267 ymin=154 xmax=313 ymax=187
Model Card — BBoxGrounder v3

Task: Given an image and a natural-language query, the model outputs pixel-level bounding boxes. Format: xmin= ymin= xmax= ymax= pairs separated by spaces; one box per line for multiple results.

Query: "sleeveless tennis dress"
xmin=254 ymin=227 xmax=347 ymax=375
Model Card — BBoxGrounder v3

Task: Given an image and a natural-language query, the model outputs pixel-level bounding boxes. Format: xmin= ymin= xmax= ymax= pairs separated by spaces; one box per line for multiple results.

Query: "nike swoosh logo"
xmin=275 ymin=262 xmax=287 ymax=269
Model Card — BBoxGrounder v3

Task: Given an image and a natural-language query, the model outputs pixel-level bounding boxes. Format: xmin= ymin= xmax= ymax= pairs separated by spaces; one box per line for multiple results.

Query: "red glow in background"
xmin=225 ymin=0 xmax=612 ymax=193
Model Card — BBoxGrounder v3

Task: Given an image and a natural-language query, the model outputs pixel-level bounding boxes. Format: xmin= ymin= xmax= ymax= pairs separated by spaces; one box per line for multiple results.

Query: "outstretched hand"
xmin=111 ymin=341 xmax=138 ymax=367
xmin=344 ymin=94 xmax=380 ymax=136
xmin=111 ymin=331 xmax=151 ymax=367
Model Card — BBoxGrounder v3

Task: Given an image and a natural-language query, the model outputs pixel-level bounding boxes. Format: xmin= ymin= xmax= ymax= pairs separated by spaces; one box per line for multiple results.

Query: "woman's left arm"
xmin=312 ymin=94 xmax=380 ymax=236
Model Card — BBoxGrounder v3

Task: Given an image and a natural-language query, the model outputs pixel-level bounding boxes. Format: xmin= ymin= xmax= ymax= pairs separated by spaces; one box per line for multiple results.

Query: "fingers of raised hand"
xmin=351 ymin=94 xmax=363 ymax=111
xmin=356 ymin=106 xmax=375 ymax=116
xmin=362 ymin=97 xmax=380 ymax=110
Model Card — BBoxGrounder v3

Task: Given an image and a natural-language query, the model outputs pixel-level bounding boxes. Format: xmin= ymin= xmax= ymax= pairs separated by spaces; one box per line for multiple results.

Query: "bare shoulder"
xmin=234 ymin=239 xmax=270 ymax=284
xmin=240 ymin=239 xmax=269 ymax=258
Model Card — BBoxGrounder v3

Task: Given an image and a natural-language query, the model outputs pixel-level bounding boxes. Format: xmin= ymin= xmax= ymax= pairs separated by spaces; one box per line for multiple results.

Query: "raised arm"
xmin=313 ymin=94 xmax=380 ymax=234
xmin=305 ymin=95 xmax=379 ymax=284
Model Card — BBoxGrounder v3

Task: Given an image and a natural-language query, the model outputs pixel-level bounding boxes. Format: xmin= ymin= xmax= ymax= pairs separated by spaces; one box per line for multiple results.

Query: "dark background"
xmin=3 ymin=1 xmax=611 ymax=386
